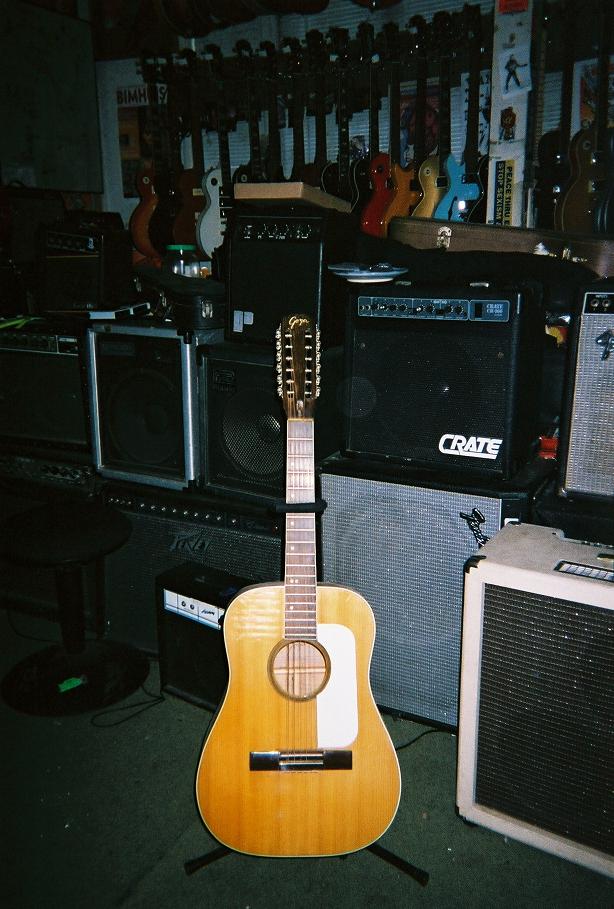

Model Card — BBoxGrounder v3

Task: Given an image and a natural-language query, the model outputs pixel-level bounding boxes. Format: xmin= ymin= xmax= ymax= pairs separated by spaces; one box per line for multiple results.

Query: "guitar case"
xmin=356 ymin=217 xmax=604 ymax=314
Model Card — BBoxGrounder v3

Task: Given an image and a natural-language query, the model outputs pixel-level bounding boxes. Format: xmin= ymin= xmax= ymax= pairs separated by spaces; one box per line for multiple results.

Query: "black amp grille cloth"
xmin=348 ymin=319 xmax=512 ymax=469
xmin=476 ymin=583 xmax=614 ymax=856
xmin=320 ymin=472 xmax=503 ymax=726
xmin=104 ymin=511 xmax=282 ymax=653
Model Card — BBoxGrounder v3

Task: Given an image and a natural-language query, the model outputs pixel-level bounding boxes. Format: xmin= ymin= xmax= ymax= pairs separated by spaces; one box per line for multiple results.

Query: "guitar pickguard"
xmin=316 ymin=623 xmax=358 ymax=749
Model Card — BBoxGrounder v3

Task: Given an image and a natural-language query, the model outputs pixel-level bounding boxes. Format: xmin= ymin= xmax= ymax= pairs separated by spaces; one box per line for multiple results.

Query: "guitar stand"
xmin=184 ymin=842 xmax=429 ymax=887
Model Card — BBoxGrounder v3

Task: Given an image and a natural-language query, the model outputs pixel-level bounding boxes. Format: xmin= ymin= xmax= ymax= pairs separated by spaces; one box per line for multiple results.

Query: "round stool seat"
xmin=1 ymin=500 xmax=132 ymax=567
xmin=1 ymin=500 xmax=149 ymax=716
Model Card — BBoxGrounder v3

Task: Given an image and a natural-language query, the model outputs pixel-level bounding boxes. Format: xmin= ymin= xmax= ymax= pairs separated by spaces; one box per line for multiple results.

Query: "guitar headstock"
xmin=276 ymin=315 xmax=321 ymax=419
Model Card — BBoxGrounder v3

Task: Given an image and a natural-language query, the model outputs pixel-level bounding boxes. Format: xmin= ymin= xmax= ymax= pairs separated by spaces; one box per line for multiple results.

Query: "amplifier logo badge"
xmin=439 ymin=434 xmax=502 ymax=459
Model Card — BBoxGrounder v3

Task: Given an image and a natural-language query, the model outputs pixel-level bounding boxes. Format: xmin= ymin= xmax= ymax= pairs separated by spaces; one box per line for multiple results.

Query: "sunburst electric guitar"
xmin=196 ymin=315 xmax=401 ymax=858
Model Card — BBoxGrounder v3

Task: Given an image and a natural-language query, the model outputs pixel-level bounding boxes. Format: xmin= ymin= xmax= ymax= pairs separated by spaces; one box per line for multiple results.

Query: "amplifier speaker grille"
xmin=457 ymin=523 xmax=614 ymax=877
xmin=560 ymin=308 xmax=614 ymax=499
xmin=319 ymin=463 xmax=539 ymax=726
xmin=477 ymin=583 xmax=612 ymax=856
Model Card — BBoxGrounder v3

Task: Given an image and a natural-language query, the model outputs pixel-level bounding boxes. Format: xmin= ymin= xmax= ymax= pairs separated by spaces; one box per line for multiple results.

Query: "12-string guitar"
xmin=196 ymin=314 xmax=401 ymax=858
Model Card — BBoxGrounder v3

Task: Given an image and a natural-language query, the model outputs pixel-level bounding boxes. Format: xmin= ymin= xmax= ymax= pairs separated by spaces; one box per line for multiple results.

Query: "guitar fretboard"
xmin=284 ymin=418 xmax=317 ymax=640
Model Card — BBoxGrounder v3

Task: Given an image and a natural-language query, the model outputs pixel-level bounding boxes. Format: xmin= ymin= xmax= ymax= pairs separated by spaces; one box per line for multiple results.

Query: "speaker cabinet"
xmin=200 ymin=343 xmax=343 ymax=501
xmin=558 ymin=282 xmax=614 ymax=501
xmin=102 ymin=484 xmax=283 ymax=653
xmin=319 ymin=456 xmax=550 ymax=726
xmin=457 ymin=523 xmax=614 ymax=878
xmin=156 ymin=562 xmax=248 ymax=709
xmin=87 ymin=324 xmax=223 ymax=489
xmin=227 ymin=206 xmax=355 ymax=345
xmin=344 ymin=284 xmax=544 ymax=479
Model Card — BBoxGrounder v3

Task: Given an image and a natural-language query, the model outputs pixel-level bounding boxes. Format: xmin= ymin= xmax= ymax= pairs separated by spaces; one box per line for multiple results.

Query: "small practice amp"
xmin=319 ymin=455 xmax=551 ymax=727
xmin=558 ymin=280 xmax=614 ymax=501
xmin=40 ymin=224 xmax=134 ymax=312
xmin=457 ymin=523 xmax=614 ymax=878
xmin=0 ymin=327 xmax=90 ymax=454
xmin=343 ymin=282 xmax=544 ymax=478
xmin=156 ymin=562 xmax=249 ymax=709
xmin=227 ymin=205 xmax=355 ymax=346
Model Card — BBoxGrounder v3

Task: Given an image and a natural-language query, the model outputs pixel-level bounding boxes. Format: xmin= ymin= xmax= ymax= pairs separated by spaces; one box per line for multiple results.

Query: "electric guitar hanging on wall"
xmin=196 ymin=314 xmax=401 ymax=858
xmin=432 ymin=6 xmax=484 ymax=223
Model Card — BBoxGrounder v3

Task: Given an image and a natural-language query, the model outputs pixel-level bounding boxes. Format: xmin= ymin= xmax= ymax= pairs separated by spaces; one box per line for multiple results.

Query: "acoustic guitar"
xmin=196 ymin=314 xmax=401 ymax=858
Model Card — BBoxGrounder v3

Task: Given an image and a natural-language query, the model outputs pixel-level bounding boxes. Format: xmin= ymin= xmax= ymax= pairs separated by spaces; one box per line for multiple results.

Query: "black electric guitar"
xmin=147 ymin=56 xmax=185 ymax=256
xmin=260 ymin=40 xmax=286 ymax=183
xmin=281 ymin=38 xmax=308 ymax=182
xmin=321 ymin=27 xmax=357 ymax=205
xmin=301 ymin=29 xmax=332 ymax=188
xmin=557 ymin=3 xmax=611 ymax=233
xmin=350 ymin=22 xmax=382 ymax=217
xmin=233 ymin=40 xmax=266 ymax=185
xmin=534 ymin=0 xmax=576 ymax=229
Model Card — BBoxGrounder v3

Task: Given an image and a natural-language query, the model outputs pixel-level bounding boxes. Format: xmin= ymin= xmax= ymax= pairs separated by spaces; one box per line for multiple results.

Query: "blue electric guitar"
xmin=433 ymin=6 xmax=484 ymax=223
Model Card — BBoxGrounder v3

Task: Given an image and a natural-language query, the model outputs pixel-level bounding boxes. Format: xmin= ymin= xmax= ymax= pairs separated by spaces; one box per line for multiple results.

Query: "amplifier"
xmin=227 ymin=205 xmax=355 ymax=345
xmin=558 ymin=281 xmax=614 ymax=501
xmin=319 ymin=455 xmax=551 ymax=727
xmin=343 ymin=282 xmax=544 ymax=478
xmin=87 ymin=323 xmax=223 ymax=489
xmin=0 ymin=327 xmax=91 ymax=453
xmin=156 ymin=562 xmax=249 ymax=709
xmin=457 ymin=523 xmax=614 ymax=878
xmin=199 ymin=342 xmax=344 ymax=501
xmin=40 ymin=224 xmax=134 ymax=312
xmin=102 ymin=484 xmax=283 ymax=653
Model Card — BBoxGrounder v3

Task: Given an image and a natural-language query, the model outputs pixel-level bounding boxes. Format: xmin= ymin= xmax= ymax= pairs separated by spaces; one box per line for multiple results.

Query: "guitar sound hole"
xmin=269 ymin=640 xmax=330 ymax=701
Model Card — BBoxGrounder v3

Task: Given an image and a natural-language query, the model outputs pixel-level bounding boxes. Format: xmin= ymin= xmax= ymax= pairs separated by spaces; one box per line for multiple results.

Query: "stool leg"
xmin=55 ymin=564 xmax=86 ymax=654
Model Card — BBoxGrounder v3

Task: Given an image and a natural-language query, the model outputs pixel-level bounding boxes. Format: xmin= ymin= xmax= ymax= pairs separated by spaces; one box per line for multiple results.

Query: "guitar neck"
xmin=284 ymin=418 xmax=317 ymax=641
xmin=463 ymin=19 xmax=482 ymax=176
xmin=291 ymin=78 xmax=306 ymax=178
xmin=438 ymin=56 xmax=452 ymax=166
xmin=246 ymin=78 xmax=264 ymax=180
xmin=388 ymin=62 xmax=401 ymax=164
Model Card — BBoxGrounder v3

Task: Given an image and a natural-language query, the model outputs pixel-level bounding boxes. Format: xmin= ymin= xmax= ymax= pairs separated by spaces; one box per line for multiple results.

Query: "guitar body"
xmin=196 ymin=582 xmax=401 ymax=857
xmin=534 ymin=129 xmax=571 ymax=229
xmin=433 ymin=156 xmax=483 ymax=222
xmin=556 ymin=126 xmax=602 ymax=233
xmin=196 ymin=167 xmax=224 ymax=258
xmin=320 ymin=161 xmax=357 ymax=206
xmin=594 ymin=127 xmax=614 ymax=234
xmin=360 ymin=152 xmax=393 ymax=237
xmin=147 ymin=173 xmax=180 ymax=257
xmin=412 ymin=154 xmax=447 ymax=219
xmin=381 ymin=162 xmax=421 ymax=233
xmin=129 ymin=166 xmax=159 ymax=259
xmin=172 ymin=168 xmax=205 ymax=246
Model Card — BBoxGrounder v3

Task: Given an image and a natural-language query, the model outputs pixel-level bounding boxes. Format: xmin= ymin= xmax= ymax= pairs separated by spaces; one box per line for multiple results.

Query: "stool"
xmin=1 ymin=500 xmax=149 ymax=715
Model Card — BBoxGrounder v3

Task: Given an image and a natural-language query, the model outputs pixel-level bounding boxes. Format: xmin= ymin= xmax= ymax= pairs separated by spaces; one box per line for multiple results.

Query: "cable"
xmin=395 ymin=727 xmax=451 ymax=753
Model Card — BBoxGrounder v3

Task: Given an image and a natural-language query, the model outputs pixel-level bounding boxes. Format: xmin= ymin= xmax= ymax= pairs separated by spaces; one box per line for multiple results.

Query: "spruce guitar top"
xmin=196 ymin=315 xmax=401 ymax=858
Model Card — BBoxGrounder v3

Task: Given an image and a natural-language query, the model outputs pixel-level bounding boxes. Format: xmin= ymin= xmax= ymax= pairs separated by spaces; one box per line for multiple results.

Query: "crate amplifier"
xmin=40 ymin=224 xmax=134 ymax=312
xmin=344 ymin=282 xmax=544 ymax=478
xmin=87 ymin=323 xmax=223 ymax=489
xmin=103 ymin=485 xmax=283 ymax=653
xmin=457 ymin=523 xmax=614 ymax=878
xmin=558 ymin=281 xmax=614 ymax=501
xmin=227 ymin=205 xmax=355 ymax=345
xmin=319 ymin=456 xmax=550 ymax=727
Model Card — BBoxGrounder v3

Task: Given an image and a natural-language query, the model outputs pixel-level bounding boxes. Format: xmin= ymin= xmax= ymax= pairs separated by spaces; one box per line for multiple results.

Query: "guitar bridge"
xmin=250 ymin=750 xmax=352 ymax=771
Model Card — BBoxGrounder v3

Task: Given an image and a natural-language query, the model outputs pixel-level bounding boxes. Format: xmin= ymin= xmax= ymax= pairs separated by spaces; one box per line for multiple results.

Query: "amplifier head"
xmin=343 ymin=283 xmax=545 ymax=479
xmin=457 ymin=523 xmax=614 ymax=878
xmin=558 ymin=281 xmax=614 ymax=501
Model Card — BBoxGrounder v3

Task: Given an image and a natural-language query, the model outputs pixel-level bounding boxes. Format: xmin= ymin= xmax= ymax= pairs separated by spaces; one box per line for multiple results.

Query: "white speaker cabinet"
xmin=457 ymin=523 xmax=614 ymax=877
